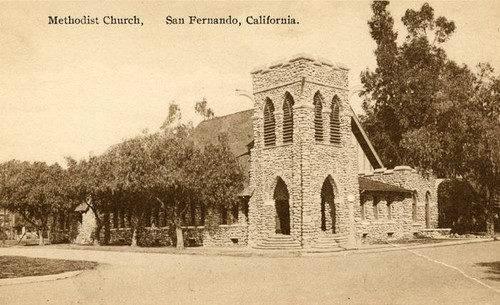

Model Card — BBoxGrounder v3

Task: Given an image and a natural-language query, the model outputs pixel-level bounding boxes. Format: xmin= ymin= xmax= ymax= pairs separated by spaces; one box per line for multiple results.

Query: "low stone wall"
xmin=418 ymin=228 xmax=452 ymax=239
xmin=50 ymin=231 xmax=74 ymax=244
xmin=203 ymin=224 xmax=248 ymax=247
xmin=106 ymin=225 xmax=241 ymax=247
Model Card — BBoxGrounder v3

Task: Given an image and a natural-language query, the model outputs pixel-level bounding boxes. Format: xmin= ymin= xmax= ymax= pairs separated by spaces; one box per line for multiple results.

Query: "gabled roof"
xmin=191 ymin=109 xmax=254 ymax=157
xmin=191 ymin=109 xmax=254 ymax=187
xmin=359 ymin=177 xmax=412 ymax=194
xmin=349 ymin=105 xmax=384 ymax=169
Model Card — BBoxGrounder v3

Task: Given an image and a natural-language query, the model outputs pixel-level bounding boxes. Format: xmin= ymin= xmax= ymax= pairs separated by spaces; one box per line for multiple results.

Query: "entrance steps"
xmin=307 ymin=232 xmax=348 ymax=253
xmin=254 ymin=234 xmax=301 ymax=250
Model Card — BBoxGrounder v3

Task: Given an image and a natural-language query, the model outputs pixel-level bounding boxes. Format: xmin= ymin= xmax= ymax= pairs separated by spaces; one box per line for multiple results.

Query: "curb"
xmin=0 ymin=270 xmax=83 ymax=286
xmin=313 ymin=238 xmax=497 ymax=257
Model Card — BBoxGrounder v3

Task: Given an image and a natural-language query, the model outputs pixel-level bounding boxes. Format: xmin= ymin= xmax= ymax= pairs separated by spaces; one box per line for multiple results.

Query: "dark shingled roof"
xmin=191 ymin=109 xmax=254 ymax=187
xmin=191 ymin=109 xmax=254 ymax=156
xmin=358 ymin=177 xmax=412 ymax=194
xmin=74 ymin=202 xmax=89 ymax=212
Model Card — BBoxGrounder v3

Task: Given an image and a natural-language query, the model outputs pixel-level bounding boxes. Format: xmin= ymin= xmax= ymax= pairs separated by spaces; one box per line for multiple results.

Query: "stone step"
xmin=316 ymin=237 xmax=347 ymax=241
xmin=254 ymin=234 xmax=301 ymax=250
xmin=255 ymin=244 xmax=301 ymax=249
xmin=303 ymin=247 xmax=345 ymax=253
xmin=312 ymin=233 xmax=348 ymax=251
xmin=312 ymin=245 xmax=342 ymax=249
xmin=254 ymin=245 xmax=302 ymax=250
xmin=256 ymin=241 xmax=300 ymax=246
xmin=266 ymin=235 xmax=295 ymax=240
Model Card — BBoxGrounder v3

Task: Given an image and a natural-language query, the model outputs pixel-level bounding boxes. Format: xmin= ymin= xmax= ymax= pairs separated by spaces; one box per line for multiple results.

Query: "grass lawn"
xmin=0 ymin=256 xmax=98 ymax=279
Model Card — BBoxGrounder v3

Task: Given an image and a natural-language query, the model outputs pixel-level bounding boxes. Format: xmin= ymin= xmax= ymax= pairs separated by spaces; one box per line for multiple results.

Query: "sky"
xmin=1 ymin=1 xmax=499 ymax=165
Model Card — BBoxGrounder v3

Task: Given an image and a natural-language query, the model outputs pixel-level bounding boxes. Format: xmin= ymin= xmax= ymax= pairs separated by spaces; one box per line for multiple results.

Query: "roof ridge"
xmin=199 ymin=108 xmax=253 ymax=124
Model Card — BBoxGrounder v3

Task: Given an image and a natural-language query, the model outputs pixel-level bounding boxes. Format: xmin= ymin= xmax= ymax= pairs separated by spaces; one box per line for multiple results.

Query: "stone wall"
xmin=74 ymin=208 xmax=96 ymax=245
xmin=357 ymin=166 xmax=438 ymax=242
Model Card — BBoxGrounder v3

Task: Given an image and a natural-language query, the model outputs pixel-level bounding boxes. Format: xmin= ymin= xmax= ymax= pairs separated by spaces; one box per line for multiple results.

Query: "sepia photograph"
xmin=0 ymin=1 xmax=499 ymax=304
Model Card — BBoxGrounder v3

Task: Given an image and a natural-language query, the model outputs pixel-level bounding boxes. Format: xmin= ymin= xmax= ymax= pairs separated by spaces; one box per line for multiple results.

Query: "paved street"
xmin=1 ymin=241 xmax=499 ymax=305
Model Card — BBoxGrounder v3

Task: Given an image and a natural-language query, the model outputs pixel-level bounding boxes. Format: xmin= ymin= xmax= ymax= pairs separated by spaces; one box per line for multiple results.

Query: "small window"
xmin=189 ymin=204 xmax=196 ymax=226
xmin=242 ymin=200 xmax=249 ymax=221
xmin=387 ymin=199 xmax=392 ymax=220
xmin=126 ymin=209 xmax=131 ymax=228
xmin=360 ymin=195 xmax=366 ymax=220
xmin=314 ymin=92 xmax=323 ymax=142
xmin=112 ymin=208 xmax=118 ymax=228
xmin=263 ymin=98 xmax=276 ymax=147
xmin=221 ymin=206 xmax=228 ymax=225
xmin=200 ymin=205 xmax=205 ymax=226
xmin=145 ymin=205 xmax=152 ymax=227
xmin=330 ymin=96 xmax=341 ymax=144
xmin=160 ymin=209 xmax=168 ymax=227
xmin=231 ymin=204 xmax=239 ymax=224
xmin=412 ymin=192 xmax=418 ymax=222
xmin=373 ymin=196 xmax=379 ymax=219
xmin=153 ymin=206 xmax=160 ymax=227
xmin=283 ymin=93 xmax=294 ymax=144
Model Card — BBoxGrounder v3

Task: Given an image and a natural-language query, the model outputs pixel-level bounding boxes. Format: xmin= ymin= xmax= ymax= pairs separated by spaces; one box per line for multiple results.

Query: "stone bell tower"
xmin=247 ymin=54 xmax=360 ymax=249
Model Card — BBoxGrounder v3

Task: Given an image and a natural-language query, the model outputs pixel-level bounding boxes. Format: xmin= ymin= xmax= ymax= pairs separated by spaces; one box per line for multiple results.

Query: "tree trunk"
xmin=486 ymin=188 xmax=495 ymax=236
xmin=93 ymin=223 xmax=102 ymax=246
xmin=175 ymin=225 xmax=184 ymax=250
xmin=38 ymin=229 xmax=45 ymax=246
xmin=131 ymin=228 xmax=138 ymax=247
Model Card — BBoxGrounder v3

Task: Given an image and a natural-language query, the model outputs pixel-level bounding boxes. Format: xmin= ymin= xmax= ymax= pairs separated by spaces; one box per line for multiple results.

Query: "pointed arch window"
xmin=263 ymin=98 xmax=276 ymax=147
xmin=283 ymin=93 xmax=294 ymax=144
xmin=330 ymin=95 xmax=341 ymax=144
xmin=313 ymin=92 xmax=323 ymax=142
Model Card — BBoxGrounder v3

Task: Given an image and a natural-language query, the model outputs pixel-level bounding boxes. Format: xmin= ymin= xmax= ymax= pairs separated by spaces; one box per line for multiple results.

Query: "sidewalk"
xmin=2 ymin=237 xmax=496 ymax=258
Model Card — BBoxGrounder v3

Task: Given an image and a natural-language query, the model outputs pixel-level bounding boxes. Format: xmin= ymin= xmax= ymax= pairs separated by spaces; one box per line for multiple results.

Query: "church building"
xmin=192 ymin=54 xmax=438 ymax=250
xmin=70 ymin=54 xmax=439 ymax=250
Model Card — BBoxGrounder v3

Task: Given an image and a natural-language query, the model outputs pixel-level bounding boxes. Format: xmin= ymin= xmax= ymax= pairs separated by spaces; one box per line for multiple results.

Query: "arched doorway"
xmin=321 ymin=178 xmax=336 ymax=233
xmin=274 ymin=177 xmax=290 ymax=235
xmin=425 ymin=191 xmax=431 ymax=229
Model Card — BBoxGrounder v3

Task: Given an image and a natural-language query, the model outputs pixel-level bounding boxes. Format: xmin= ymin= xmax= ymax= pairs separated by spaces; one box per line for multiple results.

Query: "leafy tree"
xmin=361 ymin=1 xmax=500 ymax=234
xmin=0 ymin=161 xmax=68 ymax=245
xmin=195 ymin=98 xmax=215 ymax=120
xmin=66 ymin=154 xmax=116 ymax=245
xmin=160 ymin=101 xmax=181 ymax=130
xmin=403 ymin=64 xmax=500 ymax=234
xmin=360 ymin=1 xmax=457 ymax=167
xmin=148 ymin=124 xmax=203 ymax=249
xmin=437 ymin=179 xmax=483 ymax=234
xmin=198 ymin=134 xmax=245 ymax=218
xmin=149 ymin=125 xmax=243 ymax=249
xmin=104 ymin=134 xmax=159 ymax=246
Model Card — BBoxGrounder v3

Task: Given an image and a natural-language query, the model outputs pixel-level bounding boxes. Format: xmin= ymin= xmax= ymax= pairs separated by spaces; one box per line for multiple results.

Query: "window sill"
xmin=314 ymin=142 xmax=341 ymax=147
xmin=359 ymin=220 xmax=397 ymax=225
xmin=263 ymin=143 xmax=293 ymax=150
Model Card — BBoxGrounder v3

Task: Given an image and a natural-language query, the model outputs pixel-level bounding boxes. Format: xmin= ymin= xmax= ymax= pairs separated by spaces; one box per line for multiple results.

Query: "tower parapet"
xmin=251 ymin=53 xmax=349 ymax=94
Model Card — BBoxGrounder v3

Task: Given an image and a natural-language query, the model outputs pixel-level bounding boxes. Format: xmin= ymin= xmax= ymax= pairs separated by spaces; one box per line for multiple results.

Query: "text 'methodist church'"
xmin=76 ymin=53 xmax=439 ymax=250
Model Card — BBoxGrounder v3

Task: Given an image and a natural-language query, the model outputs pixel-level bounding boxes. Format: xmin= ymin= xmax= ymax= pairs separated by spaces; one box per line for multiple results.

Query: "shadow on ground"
xmin=476 ymin=261 xmax=500 ymax=281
